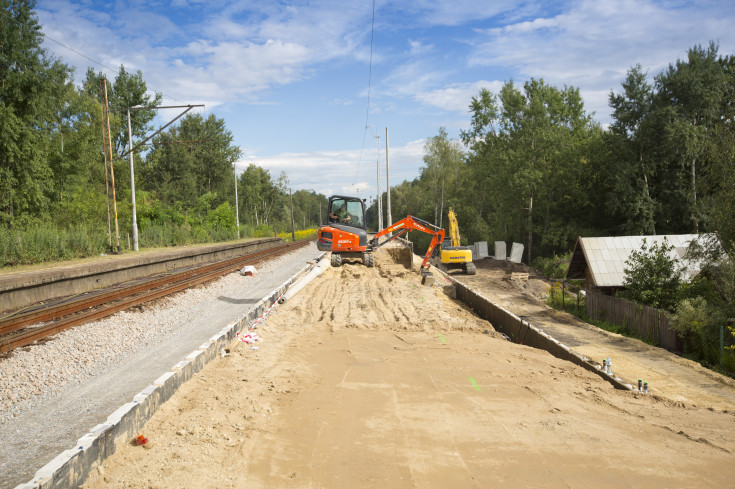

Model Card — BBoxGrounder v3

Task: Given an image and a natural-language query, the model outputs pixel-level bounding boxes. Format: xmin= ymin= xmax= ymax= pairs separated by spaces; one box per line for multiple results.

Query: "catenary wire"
xmin=351 ymin=0 xmax=376 ymax=192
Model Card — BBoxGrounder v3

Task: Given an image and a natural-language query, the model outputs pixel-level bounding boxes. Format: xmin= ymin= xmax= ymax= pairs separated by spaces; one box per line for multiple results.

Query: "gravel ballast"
xmin=0 ymin=245 xmax=322 ymax=488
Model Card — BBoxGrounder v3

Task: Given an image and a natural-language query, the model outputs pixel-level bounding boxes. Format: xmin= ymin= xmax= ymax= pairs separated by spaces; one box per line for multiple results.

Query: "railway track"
xmin=0 ymin=239 xmax=315 ymax=353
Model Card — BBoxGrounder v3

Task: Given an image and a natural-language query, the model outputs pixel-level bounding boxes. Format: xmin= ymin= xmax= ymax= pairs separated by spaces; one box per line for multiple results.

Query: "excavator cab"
xmin=317 ymin=195 xmax=373 ymax=267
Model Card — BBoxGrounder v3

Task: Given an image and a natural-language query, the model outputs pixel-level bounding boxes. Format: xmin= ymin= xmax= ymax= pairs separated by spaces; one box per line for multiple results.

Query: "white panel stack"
xmin=494 ymin=241 xmax=507 ymax=260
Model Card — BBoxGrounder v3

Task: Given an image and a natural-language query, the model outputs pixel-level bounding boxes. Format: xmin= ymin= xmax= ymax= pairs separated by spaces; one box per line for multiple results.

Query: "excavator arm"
xmin=448 ymin=207 xmax=461 ymax=247
xmin=371 ymin=216 xmax=445 ymax=274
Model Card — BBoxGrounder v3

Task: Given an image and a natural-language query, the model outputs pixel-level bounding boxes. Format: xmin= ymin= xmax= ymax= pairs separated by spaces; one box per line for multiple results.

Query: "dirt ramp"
xmin=293 ymin=252 xmax=496 ymax=335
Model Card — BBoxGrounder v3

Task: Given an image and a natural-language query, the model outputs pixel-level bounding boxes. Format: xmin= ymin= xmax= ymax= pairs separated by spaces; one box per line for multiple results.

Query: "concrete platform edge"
xmin=0 ymin=238 xmax=283 ymax=313
xmin=442 ymin=272 xmax=633 ymax=392
xmin=16 ymin=253 xmax=325 ymax=489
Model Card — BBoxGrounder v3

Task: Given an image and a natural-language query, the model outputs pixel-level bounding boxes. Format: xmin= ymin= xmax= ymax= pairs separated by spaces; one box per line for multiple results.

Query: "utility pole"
xmin=119 ymin=104 xmax=204 ymax=251
xmin=126 ymin=108 xmax=139 ymax=251
xmin=376 ymin=134 xmax=382 ymax=230
xmin=289 ymin=188 xmax=295 ymax=241
xmin=100 ymin=78 xmax=120 ymax=253
xmin=385 ymin=126 xmax=392 ymax=227
xmin=233 ymin=164 xmax=240 ymax=237
xmin=99 ymin=103 xmax=112 ymax=250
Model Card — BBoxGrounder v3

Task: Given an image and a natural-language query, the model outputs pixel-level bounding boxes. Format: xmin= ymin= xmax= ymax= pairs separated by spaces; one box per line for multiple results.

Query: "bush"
xmin=546 ymin=280 xmax=585 ymax=316
xmin=0 ymin=223 xmax=108 ymax=267
xmin=278 ymin=229 xmax=317 ymax=242
xmin=533 ymin=252 xmax=572 ymax=279
xmin=620 ymin=238 xmax=683 ymax=310
xmin=671 ymin=296 xmax=733 ymax=368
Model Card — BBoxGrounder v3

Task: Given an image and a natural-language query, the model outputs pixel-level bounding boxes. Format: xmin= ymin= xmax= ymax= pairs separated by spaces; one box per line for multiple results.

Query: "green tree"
xmin=462 ymin=79 xmax=596 ymax=262
xmin=82 ymin=66 xmax=162 ymax=156
xmin=420 ymin=127 xmax=465 ymax=228
xmin=0 ymin=0 xmax=72 ymax=226
xmin=607 ymin=64 xmax=658 ymax=234
xmin=697 ymin=53 xmax=735 ymax=244
xmin=621 ymin=238 xmax=683 ymax=310
xmin=291 ymin=189 xmax=327 ymax=229
xmin=653 ymin=42 xmax=729 ymax=233
xmin=236 ymin=164 xmax=287 ymax=227
xmin=143 ymin=113 xmax=242 ymax=210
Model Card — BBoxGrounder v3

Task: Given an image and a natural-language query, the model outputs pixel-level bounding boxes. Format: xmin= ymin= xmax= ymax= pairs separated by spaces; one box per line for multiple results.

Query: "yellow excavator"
xmin=435 ymin=207 xmax=476 ymax=275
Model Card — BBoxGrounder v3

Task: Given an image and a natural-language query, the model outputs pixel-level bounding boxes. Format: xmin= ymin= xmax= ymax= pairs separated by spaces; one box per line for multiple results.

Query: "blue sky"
xmin=36 ymin=0 xmax=735 ymax=201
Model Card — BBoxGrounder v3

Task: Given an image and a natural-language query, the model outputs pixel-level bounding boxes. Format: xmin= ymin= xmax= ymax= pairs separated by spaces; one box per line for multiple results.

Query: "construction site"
xmin=1 ymin=219 xmax=734 ymax=488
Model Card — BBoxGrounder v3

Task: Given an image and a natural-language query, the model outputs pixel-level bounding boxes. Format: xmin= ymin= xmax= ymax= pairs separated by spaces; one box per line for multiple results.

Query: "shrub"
xmin=621 ymin=238 xmax=683 ymax=310
xmin=533 ymin=252 xmax=572 ymax=279
xmin=0 ymin=223 xmax=108 ymax=267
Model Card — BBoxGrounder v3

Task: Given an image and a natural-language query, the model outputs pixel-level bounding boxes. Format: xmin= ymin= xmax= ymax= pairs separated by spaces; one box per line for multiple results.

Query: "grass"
xmin=1 ymin=223 xmax=317 ymax=269
xmin=545 ymin=281 xmax=735 ymax=376
xmin=0 ymin=224 xmax=109 ymax=267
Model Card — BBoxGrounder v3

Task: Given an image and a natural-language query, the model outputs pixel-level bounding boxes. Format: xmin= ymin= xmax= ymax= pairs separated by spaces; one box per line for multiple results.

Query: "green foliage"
xmin=142 ymin=114 xmax=242 ymax=209
xmin=290 ymin=189 xmax=327 ymax=230
xmin=533 ymin=253 xmax=573 ymax=279
xmin=461 ymin=78 xmax=599 ymax=263
xmin=207 ymin=202 xmax=236 ymax=230
xmin=607 ymin=64 xmax=658 ymax=235
xmin=670 ymin=296 xmax=725 ymax=365
xmin=546 ymin=281 xmax=586 ymax=318
xmin=620 ymin=238 xmax=683 ymax=310
xmin=0 ymin=223 xmax=108 ymax=266
xmin=236 ymin=165 xmax=288 ymax=227
xmin=0 ymin=0 xmax=72 ymax=226
xmin=82 ymin=65 xmax=162 ymax=156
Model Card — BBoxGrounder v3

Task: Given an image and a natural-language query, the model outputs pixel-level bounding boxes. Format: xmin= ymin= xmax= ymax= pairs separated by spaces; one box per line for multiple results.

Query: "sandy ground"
xmin=455 ymin=258 xmax=735 ymax=411
xmin=83 ymin=251 xmax=735 ymax=489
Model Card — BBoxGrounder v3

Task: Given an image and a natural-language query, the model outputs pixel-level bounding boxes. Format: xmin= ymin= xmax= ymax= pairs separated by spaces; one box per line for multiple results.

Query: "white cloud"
xmin=388 ymin=0 xmax=520 ymax=27
xmin=244 ymin=139 xmax=426 ymax=198
xmin=468 ymin=0 xmax=735 ymax=122
xmin=414 ymin=80 xmax=505 ymax=112
xmin=36 ymin=0 xmax=372 ymax=106
xmin=406 ymin=39 xmax=433 ymax=56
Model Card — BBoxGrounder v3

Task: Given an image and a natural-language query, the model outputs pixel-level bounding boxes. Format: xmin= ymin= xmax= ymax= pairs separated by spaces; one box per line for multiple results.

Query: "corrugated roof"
xmin=566 ymin=234 xmax=712 ymax=288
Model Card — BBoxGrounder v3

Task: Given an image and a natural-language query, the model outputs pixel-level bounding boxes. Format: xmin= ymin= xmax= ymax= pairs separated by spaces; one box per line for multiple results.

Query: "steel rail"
xmin=1 ymin=240 xmax=298 ymax=335
xmin=0 ymin=239 xmax=314 ymax=353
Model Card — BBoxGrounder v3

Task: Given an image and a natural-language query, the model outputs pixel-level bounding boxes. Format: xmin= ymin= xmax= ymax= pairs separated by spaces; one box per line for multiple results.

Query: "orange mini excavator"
xmin=317 ymin=195 xmax=445 ymax=285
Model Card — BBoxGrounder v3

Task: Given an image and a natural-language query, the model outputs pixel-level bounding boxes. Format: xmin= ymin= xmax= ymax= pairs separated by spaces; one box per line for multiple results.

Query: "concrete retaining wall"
xmin=16 ymin=254 xmax=321 ymax=489
xmin=0 ymin=238 xmax=282 ymax=312
xmin=452 ymin=279 xmax=633 ymax=391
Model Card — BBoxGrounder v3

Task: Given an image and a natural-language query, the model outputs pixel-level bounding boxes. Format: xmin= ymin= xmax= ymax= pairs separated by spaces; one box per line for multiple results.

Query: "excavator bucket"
xmin=421 ymin=271 xmax=435 ymax=286
xmin=384 ymin=242 xmax=413 ymax=270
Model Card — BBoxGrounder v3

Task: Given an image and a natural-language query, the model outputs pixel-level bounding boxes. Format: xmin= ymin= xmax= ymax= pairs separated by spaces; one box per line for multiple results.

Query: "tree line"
xmin=363 ymin=41 xmax=735 ymax=372
xmin=369 ymin=42 xmax=734 ymax=265
xmin=3 ymin=2 xmax=734 ymax=280
xmin=1 ymin=1 xmax=326 ymax=265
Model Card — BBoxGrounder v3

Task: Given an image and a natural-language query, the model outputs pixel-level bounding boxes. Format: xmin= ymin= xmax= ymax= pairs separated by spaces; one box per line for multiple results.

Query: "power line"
xmin=0 ymin=6 xmax=180 ymax=106
xmin=352 ymin=0 xmax=376 ymax=190
xmin=0 ymin=8 xmax=118 ymax=77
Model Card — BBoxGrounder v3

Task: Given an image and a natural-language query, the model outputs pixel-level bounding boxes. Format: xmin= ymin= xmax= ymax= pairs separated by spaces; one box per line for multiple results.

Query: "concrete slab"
xmin=509 ymin=242 xmax=524 ymax=263
xmin=475 ymin=241 xmax=488 ymax=259
xmin=494 ymin=241 xmax=506 ymax=261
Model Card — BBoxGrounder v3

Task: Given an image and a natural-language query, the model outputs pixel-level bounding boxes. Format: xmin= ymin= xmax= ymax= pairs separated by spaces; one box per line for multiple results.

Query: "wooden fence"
xmin=586 ymin=290 xmax=682 ymax=352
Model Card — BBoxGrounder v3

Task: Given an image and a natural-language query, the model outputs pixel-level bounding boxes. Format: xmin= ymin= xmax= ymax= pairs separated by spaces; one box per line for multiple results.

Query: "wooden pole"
xmin=289 ymin=188 xmax=295 ymax=241
xmin=101 ymin=79 xmax=121 ymax=253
